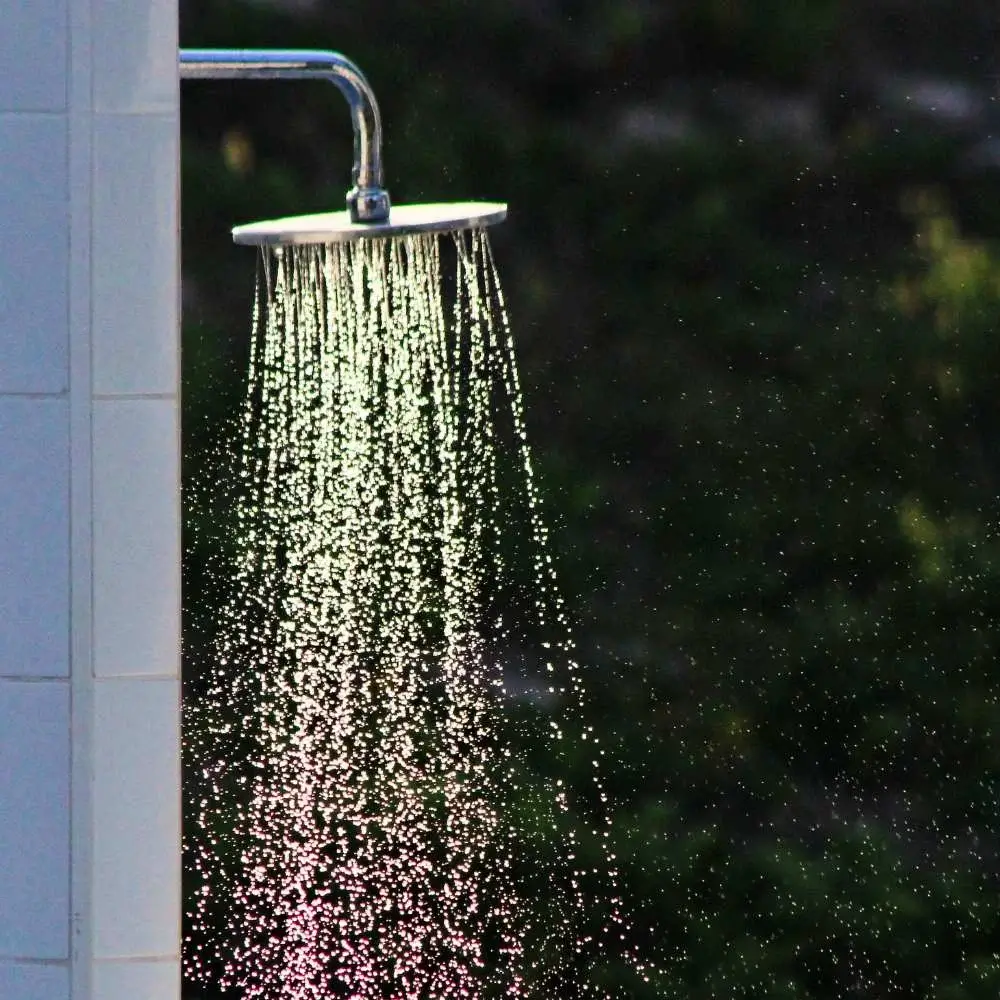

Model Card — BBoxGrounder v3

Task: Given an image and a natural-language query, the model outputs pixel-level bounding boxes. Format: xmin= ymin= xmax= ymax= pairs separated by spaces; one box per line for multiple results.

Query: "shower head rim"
xmin=232 ymin=201 xmax=507 ymax=246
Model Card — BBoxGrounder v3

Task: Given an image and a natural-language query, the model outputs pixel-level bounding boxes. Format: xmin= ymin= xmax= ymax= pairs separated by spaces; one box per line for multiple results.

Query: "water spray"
xmin=181 ymin=46 xmax=641 ymax=999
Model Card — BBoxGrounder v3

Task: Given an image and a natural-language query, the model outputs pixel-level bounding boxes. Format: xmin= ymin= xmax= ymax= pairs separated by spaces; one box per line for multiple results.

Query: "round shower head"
xmin=232 ymin=202 xmax=507 ymax=246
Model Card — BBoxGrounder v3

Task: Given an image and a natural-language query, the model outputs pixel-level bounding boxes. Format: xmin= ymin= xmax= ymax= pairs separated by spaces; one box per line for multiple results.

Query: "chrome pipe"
xmin=179 ymin=48 xmax=391 ymax=223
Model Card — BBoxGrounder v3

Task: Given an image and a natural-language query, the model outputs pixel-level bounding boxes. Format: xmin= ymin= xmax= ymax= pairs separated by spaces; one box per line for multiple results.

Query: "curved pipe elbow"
xmin=179 ymin=48 xmax=391 ymax=223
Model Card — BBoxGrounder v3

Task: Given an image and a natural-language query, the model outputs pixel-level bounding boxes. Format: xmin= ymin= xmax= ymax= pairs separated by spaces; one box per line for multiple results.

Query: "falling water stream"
xmin=184 ymin=230 xmax=635 ymax=998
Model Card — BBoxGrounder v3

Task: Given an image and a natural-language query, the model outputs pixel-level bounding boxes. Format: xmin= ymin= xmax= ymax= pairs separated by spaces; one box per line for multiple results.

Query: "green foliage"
xmin=181 ymin=0 xmax=1000 ymax=995
xmin=676 ymin=0 xmax=840 ymax=83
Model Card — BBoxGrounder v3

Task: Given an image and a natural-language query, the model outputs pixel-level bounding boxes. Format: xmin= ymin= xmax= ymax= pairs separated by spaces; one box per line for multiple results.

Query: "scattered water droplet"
xmin=184 ymin=230 xmax=636 ymax=998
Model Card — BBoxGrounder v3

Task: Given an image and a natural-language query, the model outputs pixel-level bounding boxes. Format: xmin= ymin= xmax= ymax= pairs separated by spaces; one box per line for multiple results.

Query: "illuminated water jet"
xmin=184 ymin=230 xmax=637 ymax=998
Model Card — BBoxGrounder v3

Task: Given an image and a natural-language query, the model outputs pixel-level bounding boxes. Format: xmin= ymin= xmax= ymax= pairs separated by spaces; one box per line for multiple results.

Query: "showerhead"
xmin=232 ymin=202 xmax=508 ymax=246
xmin=179 ymin=49 xmax=507 ymax=249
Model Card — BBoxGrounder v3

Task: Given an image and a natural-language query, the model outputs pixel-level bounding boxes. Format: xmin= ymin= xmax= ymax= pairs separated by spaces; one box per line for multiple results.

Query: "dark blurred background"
xmin=181 ymin=1 xmax=1000 ymax=996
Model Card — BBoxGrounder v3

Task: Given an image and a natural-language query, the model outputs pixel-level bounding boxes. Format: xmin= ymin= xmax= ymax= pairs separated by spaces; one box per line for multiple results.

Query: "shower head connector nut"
xmin=348 ymin=184 xmax=391 ymax=224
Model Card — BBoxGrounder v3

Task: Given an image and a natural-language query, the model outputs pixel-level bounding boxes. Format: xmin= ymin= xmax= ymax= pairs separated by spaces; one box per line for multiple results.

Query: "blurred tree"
xmin=181 ymin=0 xmax=1000 ymax=995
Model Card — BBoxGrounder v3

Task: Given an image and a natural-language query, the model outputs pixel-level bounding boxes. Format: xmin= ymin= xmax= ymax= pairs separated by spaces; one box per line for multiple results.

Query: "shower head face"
xmin=232 ymin=201 xmax=507 ymax=246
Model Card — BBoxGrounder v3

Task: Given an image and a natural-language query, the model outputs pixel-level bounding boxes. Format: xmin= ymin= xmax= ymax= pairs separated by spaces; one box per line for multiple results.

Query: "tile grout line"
xmin=0 ymin=390 xmax=70 ymax=399
xmin=92 ymin=393 xmax=178 ymax=401
xmin=92 ymin=955 xmax=180 ymax=964
xmin=0 ymin=676 xmax=72 ymax=684
xmin=68 ymin=0 xmax=95 ymax=992
xmin=0 ymin=956 xmax=72 ymax=966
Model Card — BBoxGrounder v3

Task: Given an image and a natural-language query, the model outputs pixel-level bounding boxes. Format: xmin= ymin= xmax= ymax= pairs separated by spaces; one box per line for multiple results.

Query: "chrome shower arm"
xmin=179 ymin=48 xmax=391 ymax=223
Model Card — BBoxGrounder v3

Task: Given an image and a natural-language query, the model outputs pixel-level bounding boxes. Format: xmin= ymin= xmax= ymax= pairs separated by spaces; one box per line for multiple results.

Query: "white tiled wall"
xmin=0 ymin=0 xmax=180 ymax=996
xmin=0 ymin=116 xmax=70 ymax=394
xmin=93 ymin=400 xmax=179 ymax=678
xmin=93 ymin=678 xmax=180 ymax=958
xmin=0 ymin=399 xmax=70 ymax=677
xmin=0 ymin=681 xmax=70 ymax=958
xmin=94 ymin=959 xmax=180 ymax=1000
xmin=93 ymin=115 xmax=179 ymax=396
xmin=93 ymin=0 xmax=177 ymax=114
xmin=0 ymin=962 xmax=71 ymax=1000
xmin=0 ymin=0 xmax=68 ymax=112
